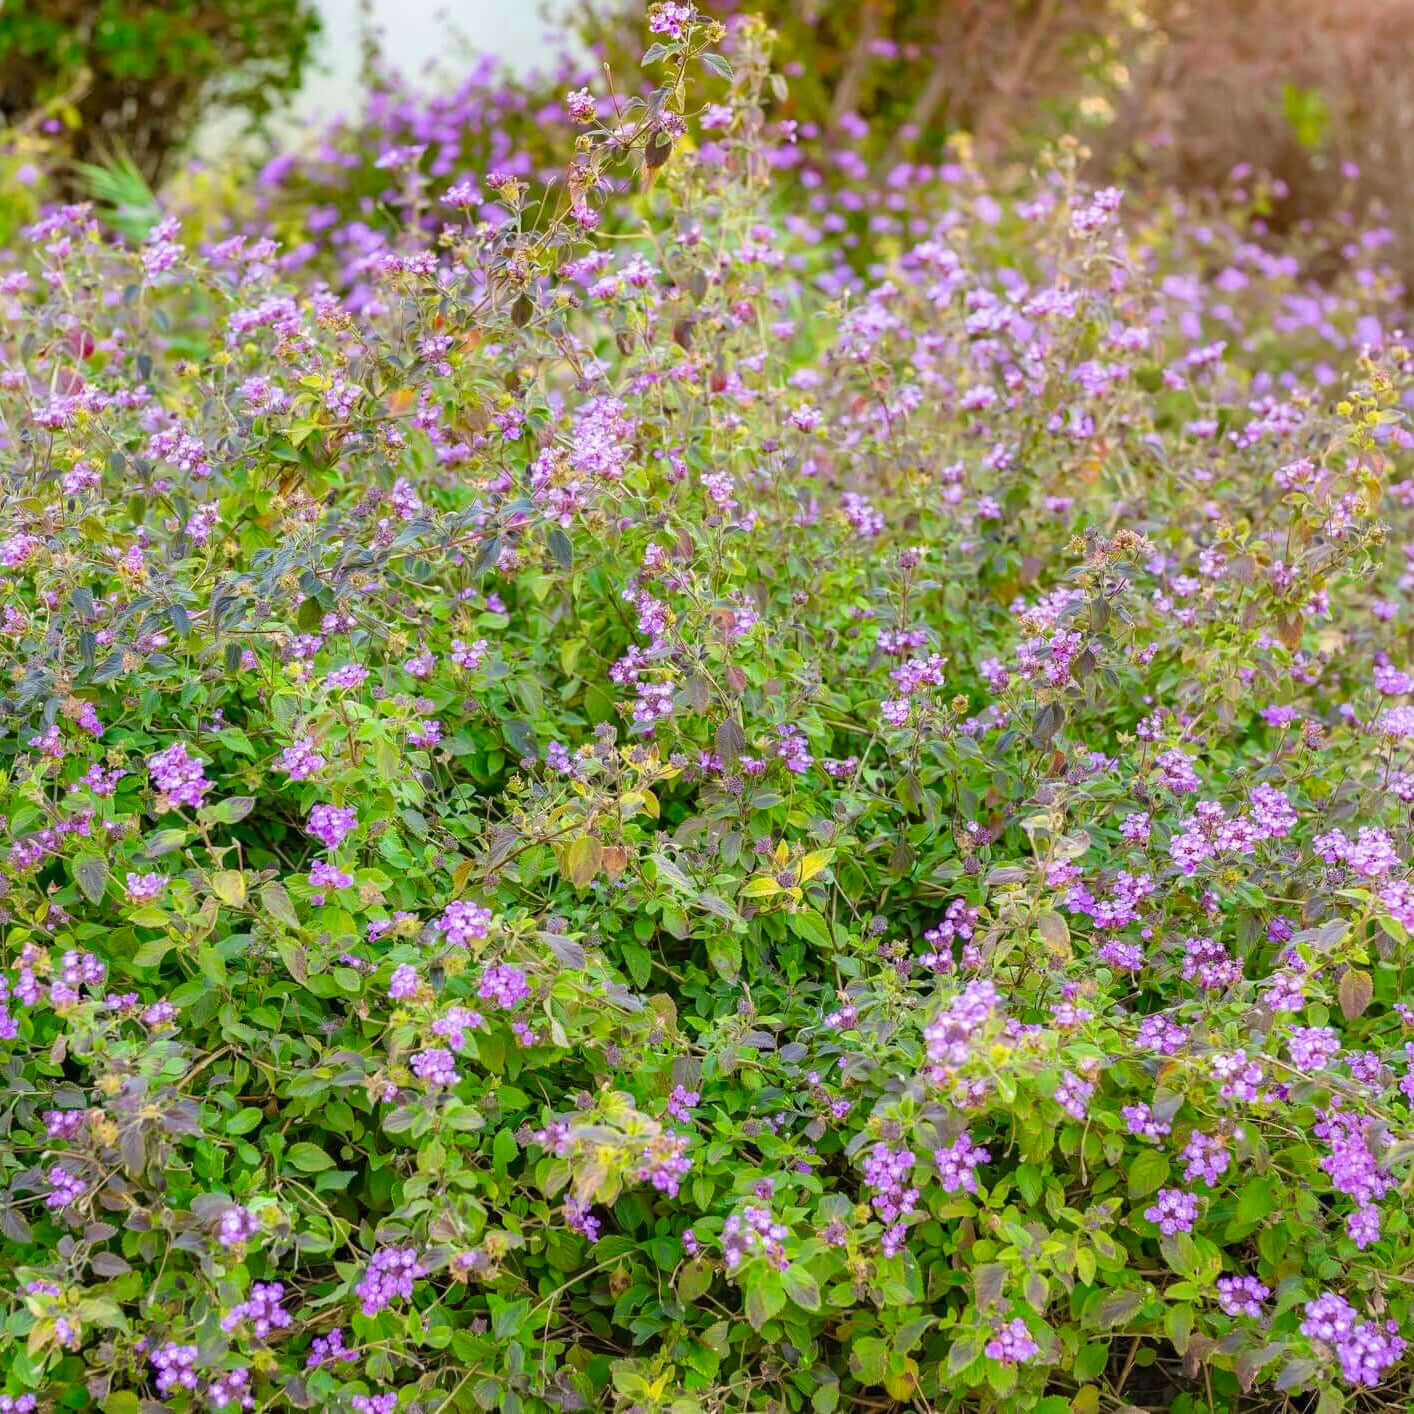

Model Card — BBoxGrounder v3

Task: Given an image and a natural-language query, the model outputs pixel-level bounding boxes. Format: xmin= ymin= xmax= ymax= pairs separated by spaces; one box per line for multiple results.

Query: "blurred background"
xmin=2 ymin=0 xmax=1413 ymax=281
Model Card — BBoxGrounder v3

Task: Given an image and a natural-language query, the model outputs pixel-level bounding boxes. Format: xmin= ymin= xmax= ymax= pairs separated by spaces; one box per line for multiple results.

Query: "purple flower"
xmin=985 ymin=1317 xmax=1040 ymax=1365
xmin=277 ymin=736 xmax=326 ymax=780
xmin=478 ymin=963 xmax=529 ymax=1010
xmin=1346 ymin=1204 xmax=1382 ymax=1249
xmin=148 ymin=742 xmax=211 ymax=810
xmin=1216 ymin=1274 xmax=1269 ymax=1317
xmin=1180 ymin=1131 xmax=1229 ymax=1186
xmin=220 ymin=1281 xmax=291 ymax=1339
xmin=306 ymin=803 xmax=357 ymax=850
xmin=305 ymin=1327 xmax=359 ymax=1369
xmin=1144 ymin=1188 xmax=1199 ymax=1235
xmin=636 ymin=1132 xmax=692 ymax=1197
xmin=1288 ymin=1025 xmax=1341 ymax=1071
xmin=935 ymin=1132 xmax=990 ymax=1194
xmin=44 ymin=1165 xmax=85 ymax=1211
xmin=206 ymin=1367 xmax=253 ymax=1411
xmin=151 ymin=1342 xmax=200 ymax=1396
xmin=216 ymin=1205 xmax=259 ymax=1249
xmin=410 ymin=1047 xmax=459 ymax=1088
xmin=125 ymin=871 xmax=167 ymax=902
xmin=722 ymin=1203 xmax=788 ymax=1273
xmin=309 ymin=859 xmax=352 ymax=891
xmin=565 ymin=1198 xmax=601 ymax=1240
xmin=565 ymin=87 xmax=597 ymax=124
xmin=862 ymin=1143 xmax=918 ymax=1256
xmin=666 ymin=1084 xmax=699 ymax=1124
xmin=356 ymin=1246 xmax=423 ymax=1317
xmin=388 ymin=964 xmax=420 ymax=1000
xmin=1055 ymin=1069 xmax=1095 ymax=1121
xmin=438 ymin=899 xmax=492 ymax=945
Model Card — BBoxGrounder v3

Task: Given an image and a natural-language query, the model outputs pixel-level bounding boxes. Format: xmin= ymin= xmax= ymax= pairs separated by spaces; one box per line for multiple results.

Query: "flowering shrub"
xmin=3 ymin=7 xmax=1414 ymax=1412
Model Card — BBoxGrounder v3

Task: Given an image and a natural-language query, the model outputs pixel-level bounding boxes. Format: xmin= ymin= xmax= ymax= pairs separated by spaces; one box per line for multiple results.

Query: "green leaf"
xmin=199 ymin=795 xmax=255 ymax=825
xmin=788 ymin=909 xmax=834 ymax=949
xmin=745 ymin=1271 xmax=786 ymax=1330
xmin=261 ymin=881 xmax=300 ymax=930
xmin=1127 ymin=1148 xmax=1169 ymax=1199
xmin=851 ymin=1335 xmax=887 ymax=1384
xmin=73 ymin=852 xmax=110 ymax=905
xmin=492 ymin=1297 xmax=530 ymax=1340
xmin=226 ymin=1107 xmax=263 ymax=1135
xmin=1094 ymin=1287 xmax=1144 ymax=1329
xmin=1237 ymin=1175 xmax=1275 ymax=1224
xmin=286 ymin=1142 xmax=334 ymax=1172
xmin=706 ymin=933 xmax=742 ymax=981
xmin=781 ymin=1264 xmax=820 ymax=1311
xmin=546 ymin=526 xmax=573 ymax=570
xmin=492 ymin=1128 xmax=518 ymax=1171
xmin=563 ymin=834 xmax=603 ymax=888
xmin=677 ymin=1257 xmax=713 ymax=1303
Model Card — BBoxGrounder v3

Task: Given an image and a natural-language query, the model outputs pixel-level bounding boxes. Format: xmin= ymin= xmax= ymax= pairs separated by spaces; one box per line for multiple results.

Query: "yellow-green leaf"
xmin=740 ymin=875 xmax=781 ymax=898
xmin=210 ymin=870 xmax=247 ymax=908
xmin=564 ymin=835 xmax=603 ymax=888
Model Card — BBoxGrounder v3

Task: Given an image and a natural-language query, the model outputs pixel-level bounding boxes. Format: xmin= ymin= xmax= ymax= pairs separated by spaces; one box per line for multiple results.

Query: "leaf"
xmin=492 ymin=1297 xmax=530 ymax=1340
xmin=972 ymin=1261 xmax=1006 ymax=1309
xmin=144 ymin=827 xmax=189 ymax=858
xmin=286 ymin=1142 xmax=334 ymax=1172
xmin=1165 ymin=1302 xmax=1194 ymax=1355
xmin=1127 ymin=1149 xmax=1169 ymax=1199
xmin=740 ymin=875 xmax=781 ymax=898
xmin=701 ymin=51 xmax=733 ymax=80
xmin=787 ymin=909 xmax=833 ymax=949
xmin=503 ymin=718 xmax=534 ymax=757
xmin=1030 ymin=700 xmax=1064 ymax=747
xmin=226 ymin=1107 xmax=263 ymax=1135
xmin=851 ymin=1336 xmax=888 ymax=1385
xmin=781 ymin=1264 xmax=821 ymax=1311
xmin=650 ymin=852 xmax=694 ymax=893
xmin=492 ymin=1127 xmax=518 ymax=1170
xmin=1094 ymin=1287 xmax=1144 ymax=1329
xmin=0 ymin=1206 xmax=32 ymax=1242
xmin=260 ymin=881 xmax=300 ymax=930
xmin=196 ymin=797 xmax=254 ymax=825
xmin=546 ymin=527 xmax=573 ymax=570
xmin=745 ymin=1272 xmax=786 ymax=1330
xmin=947 ymin=1335 xmax=980 ymax=1377
xmin=1338 ymin=967 xmax=1373 ymax=1020
xmin=1036 ymin=909 xmax=1069 ymax=950
xmin=706 ymin=933 xmax=742 ymax=982
xmin=563 ymin=834 xmax=603 ymax=888
xmin=210 ymin=869 xmax=247 ymax=908
xmin=677 ymin=1257 xmax=713 ymax=1303
xmin=797 ymin=848 xmax=835 ymax=882
xmin=715 ymin=718 xmax=746 ymax=764
xmin=73 ymin=853 xmax=110 ymax=905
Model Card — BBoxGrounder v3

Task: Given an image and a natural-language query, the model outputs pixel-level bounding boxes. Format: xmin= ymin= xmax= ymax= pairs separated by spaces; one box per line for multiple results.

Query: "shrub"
xmin=0 ymin=0 xmax=321 ymax=181
xmin=0 ymin=8 xmax=1413 ymax=1413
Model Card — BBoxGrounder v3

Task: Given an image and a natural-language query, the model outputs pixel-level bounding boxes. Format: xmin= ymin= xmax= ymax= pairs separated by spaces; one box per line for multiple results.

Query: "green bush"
xmin=0 ymin=0 xmax=320 ymax=180
xmin=0 ymin=10 xmax=1413 ymax=1413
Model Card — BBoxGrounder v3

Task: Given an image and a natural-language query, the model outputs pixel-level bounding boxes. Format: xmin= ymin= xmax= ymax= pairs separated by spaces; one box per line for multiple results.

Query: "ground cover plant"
xmin=4 ymin=5 xmax=1414 ymax=1412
